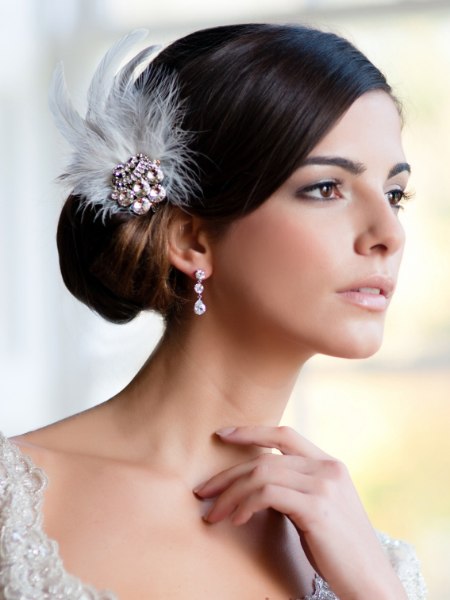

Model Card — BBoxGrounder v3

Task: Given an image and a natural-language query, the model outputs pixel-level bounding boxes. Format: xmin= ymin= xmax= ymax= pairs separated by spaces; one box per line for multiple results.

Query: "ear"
xmin=167 ymin=208 xmax=213 ymax=279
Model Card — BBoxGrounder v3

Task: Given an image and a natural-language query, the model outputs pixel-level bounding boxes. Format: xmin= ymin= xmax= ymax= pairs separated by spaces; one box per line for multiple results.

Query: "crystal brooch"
xmin=111 ymin=153 xmax=166 ymax=215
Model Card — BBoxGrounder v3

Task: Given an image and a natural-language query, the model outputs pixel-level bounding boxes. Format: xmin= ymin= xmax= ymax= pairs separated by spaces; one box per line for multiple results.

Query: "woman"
xmin=0 ymin=24 xmax=426 ymax=599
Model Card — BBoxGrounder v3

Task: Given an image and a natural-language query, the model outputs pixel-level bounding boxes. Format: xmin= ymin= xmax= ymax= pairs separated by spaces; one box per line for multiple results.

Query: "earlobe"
xmin=167 ymin=208 xmax=213 ymax=278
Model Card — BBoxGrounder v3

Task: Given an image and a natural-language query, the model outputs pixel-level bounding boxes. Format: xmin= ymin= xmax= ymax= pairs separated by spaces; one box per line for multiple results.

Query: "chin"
xmin=332 ymin=337 xmax=384 ymax=360
xmin=335 ymin=345 xmax=382 ymax=360
xmin=320 ymin=325 xmax=385 ymax=360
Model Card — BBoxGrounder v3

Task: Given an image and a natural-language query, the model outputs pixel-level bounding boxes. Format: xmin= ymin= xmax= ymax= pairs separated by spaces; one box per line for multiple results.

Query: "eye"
xmin=297 ymin=180 xmax=342 ymax=201
xmin=386 ymin=188 xmax=413 ymax=212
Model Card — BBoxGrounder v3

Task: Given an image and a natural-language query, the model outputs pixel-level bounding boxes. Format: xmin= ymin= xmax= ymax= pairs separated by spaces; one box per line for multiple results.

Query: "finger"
xmin=216 ymin=425 xmax=329 ymax=460
xmin=195 ymin=453 xmax=318 ymax=498
xmin=227 ymin=484 xmax=313 ymax=528
xmin=204 ymin=466 xmax=314 ymax=523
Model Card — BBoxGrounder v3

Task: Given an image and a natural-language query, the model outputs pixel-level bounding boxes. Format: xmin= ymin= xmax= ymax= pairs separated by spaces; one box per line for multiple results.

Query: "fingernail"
xmin=202 ymin=506 xmax=213 ymax=522
xmin=215 ymin=427 xmax=236 ymax=437
xmin=193 ymin=483 xmax=206 ymax=496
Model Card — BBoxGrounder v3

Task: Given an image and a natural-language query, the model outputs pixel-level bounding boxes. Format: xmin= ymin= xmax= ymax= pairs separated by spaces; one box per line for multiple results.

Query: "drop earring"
xmin=194 ymin=269 xmax=206 ymax=316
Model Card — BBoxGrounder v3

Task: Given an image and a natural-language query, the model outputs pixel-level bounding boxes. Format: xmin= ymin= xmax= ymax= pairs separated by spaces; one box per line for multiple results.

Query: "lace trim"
xmin=377 ymin=532 xmax=427 ymax=600
xmin=304 ymin=574 xmax=336 ymax=599
xmin=0 ymin=433 xmax=115 ymax=599
xmin=0 ymin=434 xmax=426 ymax=600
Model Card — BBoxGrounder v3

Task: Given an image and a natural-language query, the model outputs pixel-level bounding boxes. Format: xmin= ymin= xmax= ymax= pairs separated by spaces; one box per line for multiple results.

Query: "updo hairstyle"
xmin=57 ymin=24 xmax=394 ymax=325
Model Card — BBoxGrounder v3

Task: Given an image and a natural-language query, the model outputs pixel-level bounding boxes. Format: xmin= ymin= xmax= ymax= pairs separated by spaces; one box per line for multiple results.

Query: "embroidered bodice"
xmin=0 ymin=434 xmax=426 ymax=599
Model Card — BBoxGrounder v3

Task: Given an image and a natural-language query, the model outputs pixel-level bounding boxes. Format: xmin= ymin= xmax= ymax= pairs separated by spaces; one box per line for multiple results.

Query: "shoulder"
xmin=9 ymin=400 xmax=120 ymax=464
xmin=0 ymin=419 xmax=94 ymax=531
xmin=378 ymin=531 xmax=427 ymax=600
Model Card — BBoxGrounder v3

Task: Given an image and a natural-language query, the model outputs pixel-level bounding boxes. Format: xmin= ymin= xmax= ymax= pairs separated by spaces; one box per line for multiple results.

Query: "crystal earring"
xmin=194 ymin=269 xmax=206 ymax=316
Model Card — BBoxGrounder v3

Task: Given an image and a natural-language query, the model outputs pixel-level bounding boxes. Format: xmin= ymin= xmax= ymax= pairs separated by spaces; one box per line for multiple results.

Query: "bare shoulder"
xmin=7 ymin=400 xmax=137 ymax=522
xmin=10 ymin=400 xmax=114 ymax=470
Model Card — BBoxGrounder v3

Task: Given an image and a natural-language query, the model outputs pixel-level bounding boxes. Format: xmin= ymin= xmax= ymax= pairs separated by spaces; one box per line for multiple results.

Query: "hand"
xmin=194 ymin=426 xmax=407 ymax=600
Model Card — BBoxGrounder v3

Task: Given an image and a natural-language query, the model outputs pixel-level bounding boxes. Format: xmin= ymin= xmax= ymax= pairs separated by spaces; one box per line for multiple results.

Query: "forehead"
xmin=309 ymin=91 xmax=405 ymax=164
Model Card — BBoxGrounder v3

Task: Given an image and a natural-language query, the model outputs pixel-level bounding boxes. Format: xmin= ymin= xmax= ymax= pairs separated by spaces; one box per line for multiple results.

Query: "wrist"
xmin=331 ymin=563 xmax=408 ymax=600
xmin=346 ymin=575 xmax=408 ymax=600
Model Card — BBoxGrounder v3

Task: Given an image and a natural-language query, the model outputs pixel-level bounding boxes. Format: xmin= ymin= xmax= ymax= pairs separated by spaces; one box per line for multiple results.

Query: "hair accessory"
xmin=49 ymin=29 xmax=198 ymax=221
xmin=111 ymin=154 xmax=166 ymax=215
xmin=194 ymin=269 xmax=206 ymax=316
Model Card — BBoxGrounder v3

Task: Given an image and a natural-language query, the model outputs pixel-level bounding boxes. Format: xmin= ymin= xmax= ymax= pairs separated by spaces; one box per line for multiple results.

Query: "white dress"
xmin=0 ymin=433 xmax=427 ymax=600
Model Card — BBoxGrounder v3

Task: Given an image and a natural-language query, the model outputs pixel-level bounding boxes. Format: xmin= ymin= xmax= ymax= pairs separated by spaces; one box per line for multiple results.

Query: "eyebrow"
xmin=388 ymin=162 xmax=411 ymax=178
xmin=300 ymin=156 xmax=412 ymax=179
xmin=301 ymin=156 xmax=366 ymax=175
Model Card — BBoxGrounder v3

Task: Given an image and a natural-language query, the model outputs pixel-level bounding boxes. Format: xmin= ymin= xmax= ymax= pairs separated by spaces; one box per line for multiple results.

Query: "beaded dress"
xmin=0 ymin=434 xmax=426 ymax=600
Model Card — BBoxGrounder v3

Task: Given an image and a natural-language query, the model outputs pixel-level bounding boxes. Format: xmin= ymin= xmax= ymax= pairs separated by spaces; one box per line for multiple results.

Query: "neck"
xmin=108 ymin=314 xmax=312 ymax=484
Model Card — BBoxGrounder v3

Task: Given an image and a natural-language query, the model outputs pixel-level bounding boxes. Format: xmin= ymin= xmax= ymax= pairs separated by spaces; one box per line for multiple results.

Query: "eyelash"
xmin=386 ymin=189 xmax=414 ymax=212
xmin=297 ymin=180 xmax=342 ymax=201
xmin=297 ymin=180 xmax=414 ymax=211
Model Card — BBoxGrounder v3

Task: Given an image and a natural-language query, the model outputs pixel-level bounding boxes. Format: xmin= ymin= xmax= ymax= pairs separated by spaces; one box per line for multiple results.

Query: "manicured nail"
xmin=193 ymin=483 xmax=206 ymax=495
xmin=202 ymin=506 xmax=214 ymax=522
xmin=215 ymin=427 xmax=236 ymax=437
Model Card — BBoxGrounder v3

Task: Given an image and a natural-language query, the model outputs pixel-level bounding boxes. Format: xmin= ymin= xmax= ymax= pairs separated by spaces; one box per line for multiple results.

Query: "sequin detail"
xmin=304 ymin=534 xmax=427 ymax=599
xmin=0 ymin=434 xmax=115 ymax=599
xmin=304 ymin=575 xmax=337 ymax=599
xmin=0 ymin=433 xmax=426 ymax=600
xmin=376 ymin=531 xmax=427 ymax=600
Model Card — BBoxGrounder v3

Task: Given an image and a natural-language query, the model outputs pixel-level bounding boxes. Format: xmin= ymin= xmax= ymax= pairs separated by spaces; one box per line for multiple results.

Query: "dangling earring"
xmin=194 ymin=269 xmax=206 ymax=316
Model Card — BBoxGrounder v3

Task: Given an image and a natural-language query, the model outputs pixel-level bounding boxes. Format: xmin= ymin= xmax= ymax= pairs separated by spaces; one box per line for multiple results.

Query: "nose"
xmin=354 ymin=193 xmax=405 ymax=257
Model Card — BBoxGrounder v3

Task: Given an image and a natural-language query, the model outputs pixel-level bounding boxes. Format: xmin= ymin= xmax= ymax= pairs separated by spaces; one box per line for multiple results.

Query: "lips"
xmin=339 ymin=276 xmax=395 ymax=299
xmin=354 ymin=287 xmax=382 ymax=295
xmin=337 ymin=276 xmax=396 ymax=311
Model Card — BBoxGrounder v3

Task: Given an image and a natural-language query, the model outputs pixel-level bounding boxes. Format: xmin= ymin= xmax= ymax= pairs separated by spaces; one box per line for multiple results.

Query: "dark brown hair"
xmin=57 ymin=23 xmax=395 ymax=324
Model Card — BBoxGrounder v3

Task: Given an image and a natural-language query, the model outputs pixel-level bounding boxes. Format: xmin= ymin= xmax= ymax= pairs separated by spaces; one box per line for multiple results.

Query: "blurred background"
xmin=1 ymin=0 xmax=449 ymax=597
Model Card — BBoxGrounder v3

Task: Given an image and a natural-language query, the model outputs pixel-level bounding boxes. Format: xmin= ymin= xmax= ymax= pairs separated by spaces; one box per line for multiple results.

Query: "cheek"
xmin=212 ymin=205 xmax=343 ymax=311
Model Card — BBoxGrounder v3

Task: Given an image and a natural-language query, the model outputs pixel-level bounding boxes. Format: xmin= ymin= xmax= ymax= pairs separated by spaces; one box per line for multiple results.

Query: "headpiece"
xmin=49 ymin=29 xmax=198 ymax=219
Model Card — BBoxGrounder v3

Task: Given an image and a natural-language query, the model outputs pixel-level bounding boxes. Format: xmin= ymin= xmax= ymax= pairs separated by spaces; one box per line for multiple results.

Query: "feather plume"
xmin=49 ymin=30 xmax=199 ymax=220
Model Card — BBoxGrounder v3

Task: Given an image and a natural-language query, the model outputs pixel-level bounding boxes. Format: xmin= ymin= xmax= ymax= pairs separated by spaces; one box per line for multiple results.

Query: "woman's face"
xmin=208 ymin=91 xmax=409 ymax=360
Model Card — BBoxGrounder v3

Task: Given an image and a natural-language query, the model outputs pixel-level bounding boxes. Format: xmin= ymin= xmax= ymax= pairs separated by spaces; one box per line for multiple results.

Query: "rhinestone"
xmin=136 ymin=181 xmax=151 ymax=195
xmin=132 ymin=198 xmax=151 ymax=215
xmin=195 ymin=269 xmax=206 ymax=281
xmin=194 ymin=283 xmax=204 ymax=294
xmin=194 ymin=299 xmax=206 ymax=315
xmin=149 ymin=186 xmax=166 ymax=203
xmin=117 ymin=192 xmax=132 ymax=207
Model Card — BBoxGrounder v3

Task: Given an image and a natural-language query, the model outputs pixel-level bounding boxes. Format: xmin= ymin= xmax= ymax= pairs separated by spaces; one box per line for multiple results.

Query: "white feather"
xmin=48 ymin=30 xmax=199 ymax=220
